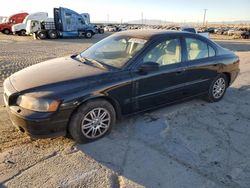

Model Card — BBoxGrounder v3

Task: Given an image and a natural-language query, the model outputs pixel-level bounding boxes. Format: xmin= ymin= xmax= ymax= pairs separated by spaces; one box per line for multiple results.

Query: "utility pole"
xmin=107 ymin=14 xmax=109 ymax=24
xmin=203 ymin=9 xmax=207 ymax=26
xmin=141 ymin=12 xmax=144 ymax=25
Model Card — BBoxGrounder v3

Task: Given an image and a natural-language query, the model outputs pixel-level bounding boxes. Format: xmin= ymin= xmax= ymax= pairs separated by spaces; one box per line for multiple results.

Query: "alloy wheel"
xmin=81 ymin=108 xmax=111 ymax=139
xmin=212 ymin=78 xmax=226 ymax=99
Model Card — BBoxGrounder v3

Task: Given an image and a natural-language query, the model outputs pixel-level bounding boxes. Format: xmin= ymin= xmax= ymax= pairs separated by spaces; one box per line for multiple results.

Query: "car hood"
xmin=12 ymin=23 xmax=25 ymax=31
xmin=0 ymin=23 xmax=11 ymax=28
xmin=10 ymin=56 xmax=108 ymax=92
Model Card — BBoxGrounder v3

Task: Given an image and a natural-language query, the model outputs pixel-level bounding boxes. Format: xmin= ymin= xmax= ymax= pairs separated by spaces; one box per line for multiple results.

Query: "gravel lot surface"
xmin=0 ymin=33 xmax=250 ymax=188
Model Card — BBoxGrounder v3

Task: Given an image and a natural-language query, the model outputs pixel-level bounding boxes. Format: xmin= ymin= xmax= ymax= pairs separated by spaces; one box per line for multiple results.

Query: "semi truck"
xmin=0 ymin=12 xmax=28 ymax=34
xmin=26 ymin=7 xmax=97 ymax=39
xmin=12 ymin=12 xmax=48 ymax=36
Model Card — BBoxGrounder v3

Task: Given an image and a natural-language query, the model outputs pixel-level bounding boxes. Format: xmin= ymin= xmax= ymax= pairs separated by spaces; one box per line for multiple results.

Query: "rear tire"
xmin=2 ymin=29 xmax=10 ymax=35
xmin=99 ymin=29 xmax=104 ymax=34
xmin=19 ymin=30 xmax=26 ymax=36
xmin=206 ymin=74 xmax=228 ymax=102
xmin=69 ymin=99 xmax=116 ymax=143
xmin=37 ymin=31 xmax=47 ymax=40
xmin=48 ymin=30 xmax=58 ymax=39
xmin=85 ymin=31 xmax=93 ymax=39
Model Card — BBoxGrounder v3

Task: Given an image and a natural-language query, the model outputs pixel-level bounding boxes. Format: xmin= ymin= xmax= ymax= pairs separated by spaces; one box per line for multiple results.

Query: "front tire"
xmin=19 ymin=30 xmax=26 ymax=36
xmin=2 ymin=29 xmax=10 ymax=35
xmin=206 ymin=74 xmax=228 ymax=102
xmin=85 ymin=31 xmax=93 ymax=39
xmin=69 ymin=99 xmax=116 ymax=143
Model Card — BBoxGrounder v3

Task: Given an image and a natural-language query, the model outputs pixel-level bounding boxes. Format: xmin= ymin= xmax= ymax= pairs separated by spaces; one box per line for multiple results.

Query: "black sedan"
xmin=3 ymin=30 xmax=240 ymax=143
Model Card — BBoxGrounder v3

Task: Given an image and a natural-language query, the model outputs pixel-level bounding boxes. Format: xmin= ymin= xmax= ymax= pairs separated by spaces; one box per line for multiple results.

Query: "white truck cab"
xmin=26 ymin=18 xmax=54 ymax=35
xmin=12 ymin=12 xmax=48 ymax=35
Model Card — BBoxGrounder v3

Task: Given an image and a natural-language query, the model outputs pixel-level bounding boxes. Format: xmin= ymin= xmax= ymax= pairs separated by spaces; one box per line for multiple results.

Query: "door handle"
xmin=175 ymin=69 xmax=185 ymax=75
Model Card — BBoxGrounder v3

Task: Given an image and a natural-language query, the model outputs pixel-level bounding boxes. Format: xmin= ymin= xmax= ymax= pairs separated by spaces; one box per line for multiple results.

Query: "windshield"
xmin=5 ymin=17 xmax=10 ymax=23
xmin=79 ymin=35 xmax=147 ymax=68
xmin=22 ymin=16 xmax=28 ymax=24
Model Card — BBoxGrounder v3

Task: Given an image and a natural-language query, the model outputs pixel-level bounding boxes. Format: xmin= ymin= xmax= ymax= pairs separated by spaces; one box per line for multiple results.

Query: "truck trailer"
xmin=26 ymin=7 xmax=97 ymax=39
xmin=0 ymin=12 xmax=28 ymax=34
xmin=12 ymin=12 xmax=48 ymax=36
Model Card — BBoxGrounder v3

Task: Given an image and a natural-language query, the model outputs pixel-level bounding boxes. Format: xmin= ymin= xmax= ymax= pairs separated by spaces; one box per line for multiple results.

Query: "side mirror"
xmin=138 ymin=62 xmax=159 ymax=73
xmin=70 ymin=53 xmax=78 ymax=58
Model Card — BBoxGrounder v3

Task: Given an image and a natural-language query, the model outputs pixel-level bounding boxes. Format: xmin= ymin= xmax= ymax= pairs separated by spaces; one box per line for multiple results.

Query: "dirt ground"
xmin=0 ymin=33 xmax=250 ymax=188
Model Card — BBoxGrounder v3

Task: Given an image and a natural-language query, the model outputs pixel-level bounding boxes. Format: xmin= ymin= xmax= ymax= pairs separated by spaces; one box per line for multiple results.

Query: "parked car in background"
xmin=0 ymin=12 xmax=28 ymax=34
xmin=3 ymin=30 xmax=240 ymax=143
xmin=93 ymin=25 xmax=104 ymax=34
xmin=227 ymin=28 xmax=245 ymax=36
xmin=173 ymin=27 xmax=210 ymax=38
xmin=215 ymin=28 xmax=226 ymax=35
xmin=205 ymin=27 xmax=215 ymax=33
xmin=117 ymin=25 xmax=128 ymax=31
xmin=241 ymin=30 xmax=250 ymax=39
xmin=12 ymin=12 xmax=48 ymax=36
xmin=104 ymin=25 xmax=117 ymax=32
xmin=181 ymin=27 xmax=196 ymax=33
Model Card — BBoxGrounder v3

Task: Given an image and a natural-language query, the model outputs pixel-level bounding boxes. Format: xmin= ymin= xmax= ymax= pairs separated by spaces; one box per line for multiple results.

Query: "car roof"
xmin=113 ymin=29 xmax=196 ymax=40
xmin=114 ymin=29 xmax=225 ymax=54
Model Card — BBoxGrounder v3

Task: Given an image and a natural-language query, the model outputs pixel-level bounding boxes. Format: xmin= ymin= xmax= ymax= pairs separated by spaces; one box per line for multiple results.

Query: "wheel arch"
xmin=66 ymin=94 xmax=121 ymax=135
xmin=71 ymin=94 xmax=122 ymax=120
xmin=221 ymin=72 xmax=231 ymax=86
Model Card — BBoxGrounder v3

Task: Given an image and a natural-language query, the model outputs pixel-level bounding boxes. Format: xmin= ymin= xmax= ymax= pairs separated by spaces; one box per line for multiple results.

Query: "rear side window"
xmin=208 ymin=45 xmax=216 ymax=57
xmin=185 ymin=38 xmax=215 ymax=61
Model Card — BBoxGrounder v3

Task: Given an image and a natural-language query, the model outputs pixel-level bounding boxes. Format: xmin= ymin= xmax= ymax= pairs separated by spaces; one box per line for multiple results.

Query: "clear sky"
xmin=0 ymin=0 xmax=249 ymax=23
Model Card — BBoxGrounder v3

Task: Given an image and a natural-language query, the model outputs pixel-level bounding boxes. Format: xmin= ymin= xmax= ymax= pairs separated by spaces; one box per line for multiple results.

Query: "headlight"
xmin=16 ymin=95 xmax=61 ymax=112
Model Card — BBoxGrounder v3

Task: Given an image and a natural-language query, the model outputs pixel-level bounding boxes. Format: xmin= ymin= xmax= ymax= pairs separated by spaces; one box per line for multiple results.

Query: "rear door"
xmin=182 ymin=36 xmax=219 ymax=96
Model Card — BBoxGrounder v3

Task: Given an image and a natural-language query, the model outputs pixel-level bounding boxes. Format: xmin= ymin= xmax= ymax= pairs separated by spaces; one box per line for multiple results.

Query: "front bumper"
xmin=6 ymin=105 xmax=74 ymax=139
xmin=3 ymin=77 xmax=75 ymax=138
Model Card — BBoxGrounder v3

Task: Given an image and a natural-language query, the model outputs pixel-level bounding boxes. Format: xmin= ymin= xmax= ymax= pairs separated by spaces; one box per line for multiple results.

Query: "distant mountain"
xmin=127 ymin=19 xmax=173 ymax=25
xmin=208 ymin=20 xmax=250 ymax=24
xmin=128 ymin=19 xmax=250 ymax=25
xmin=93 ymin=19 xmax=250 ymax=25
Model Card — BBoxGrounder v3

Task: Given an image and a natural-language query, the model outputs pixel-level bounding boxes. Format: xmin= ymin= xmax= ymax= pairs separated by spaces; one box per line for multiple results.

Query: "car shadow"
xmin=76 ymin=85 xmax=250 ymax=187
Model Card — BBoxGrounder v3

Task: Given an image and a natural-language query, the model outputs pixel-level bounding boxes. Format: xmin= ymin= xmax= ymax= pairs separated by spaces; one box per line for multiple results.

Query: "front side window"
xmin=80 ymin=35 xmax=147 ymax=68
xmin=78 ymin=18 xmax=85 ymax=25
xmin=143 ymin=38 xmax=181 ymax=66
xmin=186 ymin=38 xmax=215 ymax=61
xmin=65 ymin=13 xmax=71 ymax=25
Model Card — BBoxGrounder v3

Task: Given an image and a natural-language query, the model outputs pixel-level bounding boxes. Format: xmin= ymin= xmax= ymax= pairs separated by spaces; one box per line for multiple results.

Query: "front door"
xmin=130 ymin=37 xmax=188 ymax=112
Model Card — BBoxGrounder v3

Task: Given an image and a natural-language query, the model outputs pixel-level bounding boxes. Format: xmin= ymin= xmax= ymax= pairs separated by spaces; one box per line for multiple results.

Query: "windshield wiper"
xmin=78 ymin=54 xmax=106 ymax=69
xmin=85 ymin=58 xmax=105 ymax=69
